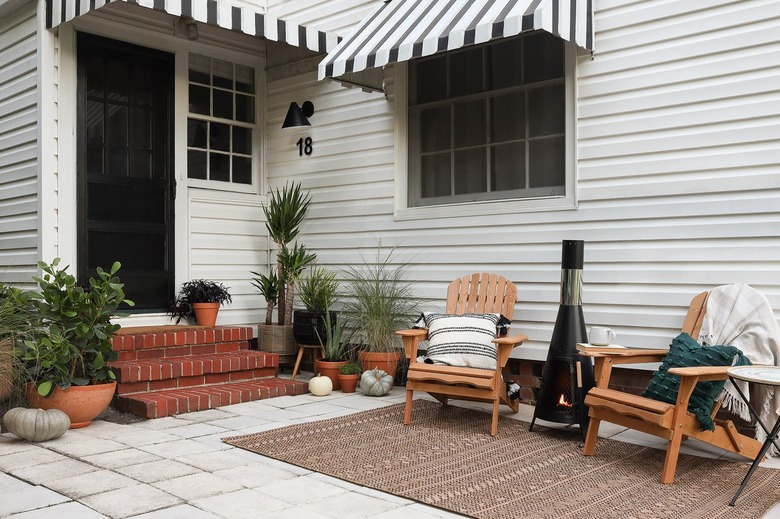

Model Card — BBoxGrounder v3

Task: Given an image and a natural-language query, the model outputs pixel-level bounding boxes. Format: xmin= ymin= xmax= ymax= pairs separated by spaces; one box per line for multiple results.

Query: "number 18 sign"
xmin=296 ymin=137 xmax=313 ymax=156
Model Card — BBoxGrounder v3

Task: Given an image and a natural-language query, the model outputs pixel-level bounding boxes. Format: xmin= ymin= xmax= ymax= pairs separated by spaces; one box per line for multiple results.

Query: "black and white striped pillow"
xmin=423 ymin=313 xmax=500 ymax=370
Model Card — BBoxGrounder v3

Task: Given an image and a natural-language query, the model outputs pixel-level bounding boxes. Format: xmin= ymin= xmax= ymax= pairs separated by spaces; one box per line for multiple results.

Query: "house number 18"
xmin=296 ymin=137 xmax=313 ymax=156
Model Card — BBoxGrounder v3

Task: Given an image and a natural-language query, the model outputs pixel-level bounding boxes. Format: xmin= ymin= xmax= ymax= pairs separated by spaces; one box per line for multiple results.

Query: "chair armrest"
xmin=589 ymin=349 xmax=669 ymax=389
xmin=493 ymin=333 xmax=528 ymax=368
xmin=668 ymin=365 xmax=730 ymax=383
xmin=395 ymin=329 xmax=429 ymax=361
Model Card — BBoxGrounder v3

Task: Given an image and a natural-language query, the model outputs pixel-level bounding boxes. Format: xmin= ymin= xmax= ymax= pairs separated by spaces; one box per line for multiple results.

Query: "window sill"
xmin=394 ymin=195 xmax=576 ymax=222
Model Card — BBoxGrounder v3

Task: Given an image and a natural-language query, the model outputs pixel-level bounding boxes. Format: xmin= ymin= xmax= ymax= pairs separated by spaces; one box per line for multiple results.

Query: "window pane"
xmin=189 ymin=85 xmax=210 ymax=116
xmin=107 ymin=105 xmax=128 ymax=146
xmin=212 ymin=59 xmax=233 ymax=89
xmin=210 ymin=122 xmax=230 ymax=152
xmin=236 ymin=94 xmax=254 ymax=123
xmin=454 ymin=148 xmax=486 ymax=194
xmin=491 ymin=143 xmax=525 ymax=191
xmin=108 ymin=148 xmax=128 ymax=176
xmin=187 ymin=118 xmax=207 ymax=149
xmin=189 ymin=54 xmax=211 ymax=84
xmin=232 ymin=156 xmax=252 ymax=184
xmin=419 ymin=106 xmax=451 ymax=152
xmin=188 ymin=150 xmax=207 ymax=179
xmin=213 ymin=89 xmax=233 ymax=120
xmin=236 ymin=64 xmax=254 ymax=93
xmin=529 ymin=136 xmax=564 ymax=188
xmin=528 ymin=84 xmax=564 ymax=137
xmin=87 ymin=146 xmax=103 ymax=175
xmin=210 ymin=153 xmax=230 ymax=182
xmin=524 ymin=32 xmax=564 ymax=84
xmin=492 ymin=92 xmax=525 ymax=142
xmin=132 ymin=108 xmax=151 ymax=149
xmin=490 ymin=38 xmax=522 ymax=89
xmin=414 ymin=56 xmax=447 ymax=104
xmin=420 ymin=153 xmax=451 ymax=198
xmin=450 ymin=47 xmax=483 ymax=98
xmin=86 ymin=100 xmax=104 ymax=145
xmin=107 ymin=61 xmax=129 ymax=103
xmin=233 ymin=126 xmax=251 ymax=154
xmin=86 ymin=57 xmax=104 ymax=99
xmin=132 ymin=64 xmax=153 ymax=107
xmin=130 ymin=150 xmax=151 ymax=178
xmin=454 ymin=100 xmax=486 ymax=148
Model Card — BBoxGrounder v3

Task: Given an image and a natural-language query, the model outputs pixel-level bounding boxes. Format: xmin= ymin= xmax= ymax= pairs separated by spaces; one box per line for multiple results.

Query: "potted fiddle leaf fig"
xmin=293 ymin=266 xmax=339 ymax=345
xmin=168 ymin=279 xmax=232 ymax=327
xmin=13 ymin=258 xmax=134 ymax=428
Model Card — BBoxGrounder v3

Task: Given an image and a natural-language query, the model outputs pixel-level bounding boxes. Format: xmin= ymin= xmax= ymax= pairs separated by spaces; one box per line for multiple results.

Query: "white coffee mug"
xmin=589 ymin=326 xmax=616 ymax=346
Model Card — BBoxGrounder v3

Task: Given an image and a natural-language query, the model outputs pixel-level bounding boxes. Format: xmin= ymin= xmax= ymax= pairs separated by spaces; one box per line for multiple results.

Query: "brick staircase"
xmin=109 ymin=326 xmax=308 ymax=418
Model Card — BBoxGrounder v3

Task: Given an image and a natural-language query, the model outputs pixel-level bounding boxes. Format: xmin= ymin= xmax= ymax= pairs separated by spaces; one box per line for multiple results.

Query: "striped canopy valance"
xmin=319 ymin=0 xmax=594 ymax=80
xmin=46 ymin=0 xmax=340 ymax=54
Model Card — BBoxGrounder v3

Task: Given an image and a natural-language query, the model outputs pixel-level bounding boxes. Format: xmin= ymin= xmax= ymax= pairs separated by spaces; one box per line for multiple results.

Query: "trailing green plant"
xmin=263 ymin=182 xmax=311 ymax=325
xmin=12 ymin=258 xmax=134 ymax=397
xmin=316 ymin=310 xmax=354 ymax=362
xmin=278 ymin=242 xmax=316 ymax=326
xmin=298 ymin=266 xmax=338 ymax=313
xmin=338 ymin=360 xmax=361 ymax=376
xmin=342 ymin=246 xmax=421 ymax=353
xmin=250 ymin=271 xmax=279 ymax=326
xmin=167 ymin=279 xmax=232 ymax=324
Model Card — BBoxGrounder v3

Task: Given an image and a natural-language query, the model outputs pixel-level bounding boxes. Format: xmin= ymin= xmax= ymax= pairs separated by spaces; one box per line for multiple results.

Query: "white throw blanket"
xmin=697 ymin=284 xmax=780 ymax=454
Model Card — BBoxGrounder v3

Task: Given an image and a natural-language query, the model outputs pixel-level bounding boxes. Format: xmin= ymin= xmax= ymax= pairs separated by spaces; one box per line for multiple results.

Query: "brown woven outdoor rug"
xmin=223 ymin=400 xmax=780 ymax=519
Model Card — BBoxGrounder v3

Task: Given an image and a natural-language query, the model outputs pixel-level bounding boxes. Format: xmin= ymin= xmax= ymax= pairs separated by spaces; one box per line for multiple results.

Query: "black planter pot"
xmin=292 ymin=310 xmax=337 ymax=345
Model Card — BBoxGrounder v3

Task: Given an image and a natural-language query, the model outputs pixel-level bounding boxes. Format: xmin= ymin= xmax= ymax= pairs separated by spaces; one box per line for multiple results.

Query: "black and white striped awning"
xmin=319 ymin=0 xmax=593 ymax=80
xmin=46 ymin=0 xmax=340 ymax=54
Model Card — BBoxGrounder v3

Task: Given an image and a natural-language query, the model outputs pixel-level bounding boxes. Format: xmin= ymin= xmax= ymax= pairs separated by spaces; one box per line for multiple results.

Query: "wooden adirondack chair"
xmin=396 ymin=273 xmax=528 ymax=436
xmin=582 ymin=291 xmax=763 ymax=483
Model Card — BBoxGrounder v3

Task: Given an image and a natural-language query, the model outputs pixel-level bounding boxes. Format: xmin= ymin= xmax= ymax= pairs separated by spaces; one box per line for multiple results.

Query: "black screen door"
xmin=77 ymin=34 xmax=175 ymax=311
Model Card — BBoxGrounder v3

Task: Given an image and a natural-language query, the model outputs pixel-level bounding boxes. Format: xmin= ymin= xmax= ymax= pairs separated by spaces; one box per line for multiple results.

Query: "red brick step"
xmin=114 ymin=377 xmax=308 ymax=419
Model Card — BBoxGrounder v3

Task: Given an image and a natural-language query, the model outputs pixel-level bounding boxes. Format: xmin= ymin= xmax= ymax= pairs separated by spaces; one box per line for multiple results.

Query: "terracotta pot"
xmin=314 ymin=359 xmax=347 ymax=391
xmin=192 ymin=302 xmax=220 ymax=327
xmin=337 ymin=373 xmax=359 ymax=393
xmin=359 ymin=350 xmax=402 ymax=381
xmin=26 ymin=381 xmax=117 ymax=429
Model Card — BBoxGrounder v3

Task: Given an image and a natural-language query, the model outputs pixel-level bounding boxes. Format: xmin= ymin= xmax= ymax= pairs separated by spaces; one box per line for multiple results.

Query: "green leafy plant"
xmin=298 ymin=267 xmax=338 ymax=313
xmin=167 ymin=279 xmax=232 ymax=324
xmin=278 ymin=242 xmax=316 ymax=326
xmin=316 ymin=310 xmax=354 ymax=362
xmin=12 ymin=258 xmax=134 ymax=397
xmin=342 ymin=246 xmax=421 ymax=353
xmin=0 ymin=286 xmax=40 ymax=413
xmin=263 ymin=182 xmax=311 ymax=325
xmin=250 ymin=271 xmax=279 ymax=325
xmin=338 ymin=360 xmax=361 ymax=375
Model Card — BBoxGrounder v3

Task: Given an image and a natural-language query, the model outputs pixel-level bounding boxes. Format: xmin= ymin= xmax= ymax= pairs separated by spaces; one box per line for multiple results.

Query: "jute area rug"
xmin=223 ymin=400 xmax=780 ymax=519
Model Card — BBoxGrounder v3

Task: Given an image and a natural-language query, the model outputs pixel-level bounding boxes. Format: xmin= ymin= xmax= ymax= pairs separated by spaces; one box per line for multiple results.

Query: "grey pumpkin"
xmin=3 ymin=407 xmax=70 ymax=442
xmin=359 ymin=368 xmax=394 ymax=396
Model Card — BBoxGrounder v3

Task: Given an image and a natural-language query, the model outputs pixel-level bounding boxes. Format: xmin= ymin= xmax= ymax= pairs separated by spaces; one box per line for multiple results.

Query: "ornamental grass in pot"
xmin=293 ymin=266 xmax=339 ymax=345
xmin=13 ymin=259 xmax=134 ymax=428
xmin=341 ymin=246 xmax=421 ymax=380
xmin=314 ymin=310 xmax=354 ymax=390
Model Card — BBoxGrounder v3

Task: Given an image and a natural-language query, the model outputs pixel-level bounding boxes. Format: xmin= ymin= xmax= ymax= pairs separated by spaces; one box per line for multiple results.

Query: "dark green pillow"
xmin=642 ymin=333 xmax=750 ymax=431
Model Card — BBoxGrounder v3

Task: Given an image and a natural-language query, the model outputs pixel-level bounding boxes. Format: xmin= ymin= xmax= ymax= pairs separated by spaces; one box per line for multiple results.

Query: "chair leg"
xmin=291 ymin=346 xmax=306 ymax=381
xmin=491 ymin=399 xmax=500 ymax=436
xmin=583 ymin=417 xmax=601 ymax=455
xmin=403 ymin=389 xmax=414 ymax=425
xmin=662 ymin=429 xmax=684 ymax=484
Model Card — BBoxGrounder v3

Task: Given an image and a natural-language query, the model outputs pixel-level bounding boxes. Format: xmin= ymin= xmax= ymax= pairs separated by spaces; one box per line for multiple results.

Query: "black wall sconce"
xmin=282 ymin=101 xmax=314 ymax=129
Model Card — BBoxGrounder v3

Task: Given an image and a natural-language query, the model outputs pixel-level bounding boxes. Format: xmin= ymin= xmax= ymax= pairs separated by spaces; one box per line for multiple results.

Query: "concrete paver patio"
xmin=2 ymin=381 xmax=780 ymax=518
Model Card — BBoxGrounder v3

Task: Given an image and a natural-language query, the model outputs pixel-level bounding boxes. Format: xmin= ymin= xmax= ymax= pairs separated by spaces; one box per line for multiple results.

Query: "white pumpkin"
xmin=308 ymin=374 xmax=333 ymax=396
xmin=360 ymin=368 xmax=394 ymax=396
xmin=3 ymin=407 xmax=70 ymax=442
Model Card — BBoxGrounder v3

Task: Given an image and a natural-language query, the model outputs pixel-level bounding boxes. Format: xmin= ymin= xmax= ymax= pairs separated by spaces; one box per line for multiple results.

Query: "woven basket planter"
xmin=258 ymin=324 xmax=297 ymax=364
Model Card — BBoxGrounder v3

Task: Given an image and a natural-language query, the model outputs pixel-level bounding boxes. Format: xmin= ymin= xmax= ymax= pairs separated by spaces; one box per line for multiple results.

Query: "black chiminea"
xmin=529 ymin=240 xmax=595 ymax=439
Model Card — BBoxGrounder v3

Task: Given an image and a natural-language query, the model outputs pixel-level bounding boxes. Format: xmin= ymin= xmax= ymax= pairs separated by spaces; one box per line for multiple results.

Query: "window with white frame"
xmin=407 ymin=32 xmax=566 ymax=207
xmin=187 ymin=54 xmax=256 ymax=186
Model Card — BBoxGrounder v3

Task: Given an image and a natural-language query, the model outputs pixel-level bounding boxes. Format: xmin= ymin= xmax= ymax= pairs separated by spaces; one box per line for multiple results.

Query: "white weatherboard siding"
xmin=266 ymin=0 xmax=780 ymax=360
xmin=0 ymin=1 xmax=38 ymax=284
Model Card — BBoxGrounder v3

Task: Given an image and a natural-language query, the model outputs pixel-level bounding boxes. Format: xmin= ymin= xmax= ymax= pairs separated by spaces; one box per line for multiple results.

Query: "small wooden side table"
xmin=291 ymin=343 xmax=325 ymax=381
xmin=726 ymin=365 xmax=780 ymax=506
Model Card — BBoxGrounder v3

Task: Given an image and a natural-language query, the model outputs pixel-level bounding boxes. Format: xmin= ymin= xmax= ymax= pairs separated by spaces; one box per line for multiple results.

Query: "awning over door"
xmin=319 ymin=0 xmax=593 ymax=80
xmin=46 ymin=0 xmax=340 ymax=54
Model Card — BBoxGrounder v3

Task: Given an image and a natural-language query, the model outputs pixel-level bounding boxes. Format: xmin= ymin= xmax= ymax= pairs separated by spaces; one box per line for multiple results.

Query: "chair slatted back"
xmin=681 ymin=291 xmax=709 ymax=338
xmin=445 ymin=273 xmax=517 ymax=320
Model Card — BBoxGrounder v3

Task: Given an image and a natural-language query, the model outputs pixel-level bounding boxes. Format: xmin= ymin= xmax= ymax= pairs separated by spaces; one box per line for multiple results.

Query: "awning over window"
xmin=319 ymin=0 xmax=593 ymax=80
xmin=46 ymin=0 xmax=340 ymax=54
